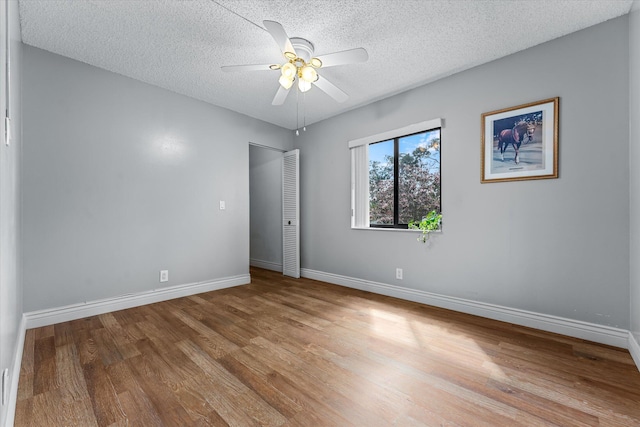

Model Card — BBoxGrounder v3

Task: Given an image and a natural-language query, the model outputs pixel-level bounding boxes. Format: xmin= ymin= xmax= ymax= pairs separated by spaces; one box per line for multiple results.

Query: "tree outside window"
xmin=369 ymin=129 xmax=441 ymax=227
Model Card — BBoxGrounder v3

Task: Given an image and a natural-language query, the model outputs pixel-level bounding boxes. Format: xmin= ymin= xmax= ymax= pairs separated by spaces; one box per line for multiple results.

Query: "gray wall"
xmin=22 ymin=45 xmax=292 ymax=312
xmin=249 ymin=145 xmax=283 ymax=271
xmin=630 ymin=3 xmax=640 ymax=348
xmin=0 ymin=1 xmax=22 ymax=425
xmin=296 ymin=16 xmax=630 ymax=329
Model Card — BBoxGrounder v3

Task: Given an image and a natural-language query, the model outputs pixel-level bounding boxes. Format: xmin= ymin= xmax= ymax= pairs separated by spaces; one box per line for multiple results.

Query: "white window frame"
xmin=350 ymin=118 xmax=442 ymax=230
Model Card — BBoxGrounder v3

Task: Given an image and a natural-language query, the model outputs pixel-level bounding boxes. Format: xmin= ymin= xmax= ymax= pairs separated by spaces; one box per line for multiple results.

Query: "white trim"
xmin=24 ymin=274 xmax=250 ymax=329
xmin=351 ymin=226 xmax=441 ymax=234
xmin=248 ymin=141 xmax=287 ymax=153
xmin=250 ymin=258 xmax=283 ymax=273
xmin=300 ymin=268 xmax=629 ymax=348
xmin=3 ymin=315 xmax=26 ymax=427
xmin=348 ymin=118 xmax=442 ymax=148
xmin=629 ymin=332 xmax=640 ymax=372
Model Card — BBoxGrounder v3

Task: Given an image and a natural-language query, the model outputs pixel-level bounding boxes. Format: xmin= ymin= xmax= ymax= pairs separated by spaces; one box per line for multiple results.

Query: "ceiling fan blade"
xmin=272 ymin=85 xmax=290 ymax=106
xmin=263 ymin=20 xmax=296 ymax=56
xmin=313 ymin=76 xmax=348 ymax=103
xmin=221 ymin=63 xmax=276 ymax=72
xmin=314 ymin=48 xmax=368 ymax=68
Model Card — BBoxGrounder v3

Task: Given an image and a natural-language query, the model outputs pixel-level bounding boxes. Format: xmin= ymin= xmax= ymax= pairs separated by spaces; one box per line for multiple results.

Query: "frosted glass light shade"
xmin=279 ymin=75 xmax=294 ymax=89
xmin=298 ymin=79 xmax=311 ymax=92
xmin=300 ymin=66 xmax=317 ymax=83
xmin=281 ymin=62 xmax=296 ymax=79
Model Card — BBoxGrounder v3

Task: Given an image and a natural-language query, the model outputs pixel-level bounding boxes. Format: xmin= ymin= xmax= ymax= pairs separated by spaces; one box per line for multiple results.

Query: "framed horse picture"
xmin=481 ymin=97 xmax=558 ymax=183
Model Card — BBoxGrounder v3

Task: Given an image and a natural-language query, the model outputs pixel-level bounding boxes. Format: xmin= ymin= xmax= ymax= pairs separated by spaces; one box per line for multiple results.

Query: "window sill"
xmin=351 ymin=227 xmax=442 ymax=234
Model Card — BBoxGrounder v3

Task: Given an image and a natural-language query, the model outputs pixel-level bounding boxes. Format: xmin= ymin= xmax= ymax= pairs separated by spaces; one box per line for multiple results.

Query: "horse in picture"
xmin=497 ymin=121 xmax=536 ymax=164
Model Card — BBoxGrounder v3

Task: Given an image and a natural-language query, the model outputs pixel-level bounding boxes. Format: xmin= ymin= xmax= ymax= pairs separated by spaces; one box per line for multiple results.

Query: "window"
xmin=350 ymin=119 xmax=442 ymax=229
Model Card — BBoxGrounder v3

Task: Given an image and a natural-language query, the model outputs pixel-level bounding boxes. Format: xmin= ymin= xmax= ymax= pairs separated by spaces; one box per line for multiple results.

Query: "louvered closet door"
xmin=282 ymin=149 xmax=300 ymax=278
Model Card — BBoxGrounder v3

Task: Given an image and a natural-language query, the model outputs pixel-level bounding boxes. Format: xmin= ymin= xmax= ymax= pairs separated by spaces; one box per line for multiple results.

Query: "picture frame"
xmin=481 ymin=97 xmax=558 ymax=183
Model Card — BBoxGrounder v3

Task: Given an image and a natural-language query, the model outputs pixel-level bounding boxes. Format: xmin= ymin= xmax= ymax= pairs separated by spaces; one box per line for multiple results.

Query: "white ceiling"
xmin=18 ymin=0 xmax=633 ymax=130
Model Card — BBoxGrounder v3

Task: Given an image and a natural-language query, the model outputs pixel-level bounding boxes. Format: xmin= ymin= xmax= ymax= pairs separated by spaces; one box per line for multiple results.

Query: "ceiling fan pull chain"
xmin=295 ymin=85 xmax=300 ymax=136
xmin=303 ymin=91 xmax=306 ymax=132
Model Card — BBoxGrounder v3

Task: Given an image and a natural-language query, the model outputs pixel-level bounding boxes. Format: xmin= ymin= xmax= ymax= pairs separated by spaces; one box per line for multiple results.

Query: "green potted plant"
xmin=408 ymin=211 xmax=442 ymax=243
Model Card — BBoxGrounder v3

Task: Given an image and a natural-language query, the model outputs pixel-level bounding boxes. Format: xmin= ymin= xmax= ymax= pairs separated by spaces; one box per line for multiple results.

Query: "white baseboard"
xmin=3 ymin=315 xmax=26 ymax=427
xmin=629 ymin=332 xmax=640 ymax=372
xmin=301 ymin=268 xmax=629 ymax=349
xmin=24 ymin=274 xmax=250 ymax=329
xmin=250 ymin=258 xmax=283 ymax=273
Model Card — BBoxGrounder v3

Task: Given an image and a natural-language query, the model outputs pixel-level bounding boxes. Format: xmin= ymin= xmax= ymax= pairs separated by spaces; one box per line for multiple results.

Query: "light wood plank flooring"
xmin=15 ymin=268 xmax=640 ymax=426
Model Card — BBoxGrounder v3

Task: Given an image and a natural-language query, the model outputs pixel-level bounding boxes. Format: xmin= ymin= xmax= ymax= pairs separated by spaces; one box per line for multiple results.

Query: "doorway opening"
xmin=249 ymin=144 xmax=284 ymax=272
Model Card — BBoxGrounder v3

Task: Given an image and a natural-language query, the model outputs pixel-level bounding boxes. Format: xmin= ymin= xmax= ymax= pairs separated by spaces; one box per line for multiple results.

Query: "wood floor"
xmin=15 ymin=268 xmax=640 ymax=426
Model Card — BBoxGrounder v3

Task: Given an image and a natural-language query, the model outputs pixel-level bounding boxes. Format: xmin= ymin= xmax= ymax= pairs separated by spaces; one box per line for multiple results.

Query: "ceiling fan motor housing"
xmin=289 ymin=37 xmax=314 ymax=62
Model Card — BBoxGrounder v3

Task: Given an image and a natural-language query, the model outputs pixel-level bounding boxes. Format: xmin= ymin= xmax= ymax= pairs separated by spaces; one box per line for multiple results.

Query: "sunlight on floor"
xmin=368 ymin=308 xmax=507 ymax=380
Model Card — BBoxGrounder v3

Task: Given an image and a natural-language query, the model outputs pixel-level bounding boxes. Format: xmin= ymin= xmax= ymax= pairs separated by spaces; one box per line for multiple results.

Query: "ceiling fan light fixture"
xmin=222 ymin=21 xmax=367 ymax=107
xmin=300 ymin=66 xmax=317 ymax=83
xmin=298 ymin=79 xmax=311 ymax=93
xmin=281 ymin=62 xmax=296 ymax=79
xmin=279 ymin=75 xmax=294 ymax=89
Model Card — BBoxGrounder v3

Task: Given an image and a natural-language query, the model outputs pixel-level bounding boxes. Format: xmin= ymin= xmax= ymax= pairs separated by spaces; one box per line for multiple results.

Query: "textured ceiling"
xmin=18 ymin=0 xmax=633 ymax=130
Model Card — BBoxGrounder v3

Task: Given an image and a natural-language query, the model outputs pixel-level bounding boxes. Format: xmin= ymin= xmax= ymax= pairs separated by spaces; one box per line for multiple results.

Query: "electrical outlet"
xmin=160 ymin=270 xmax=169 ymax=283
xmin=396 ymin=268 xmax=403 ymax=280
xmin=219 ymin=200 xmax=226 ymax=210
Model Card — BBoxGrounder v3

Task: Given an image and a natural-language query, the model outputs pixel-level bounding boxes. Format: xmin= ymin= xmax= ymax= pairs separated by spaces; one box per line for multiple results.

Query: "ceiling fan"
xmin=221 ymin=20 xmax=368 ymax=106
